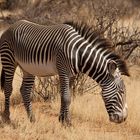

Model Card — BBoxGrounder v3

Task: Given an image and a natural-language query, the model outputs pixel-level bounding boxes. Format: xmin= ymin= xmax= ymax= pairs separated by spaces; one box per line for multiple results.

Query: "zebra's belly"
xmin=18 ymin=61 xmax=58 ymax=77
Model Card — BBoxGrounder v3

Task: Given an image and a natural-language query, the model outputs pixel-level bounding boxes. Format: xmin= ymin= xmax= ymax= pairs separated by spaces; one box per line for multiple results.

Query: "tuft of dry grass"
xmin=0 ymin=66 xmax=140 ymax=140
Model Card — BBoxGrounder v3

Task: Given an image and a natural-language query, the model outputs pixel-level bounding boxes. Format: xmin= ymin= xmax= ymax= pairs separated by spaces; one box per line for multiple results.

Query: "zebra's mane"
xmin=64 ymin=21 xmax=130 ymax=76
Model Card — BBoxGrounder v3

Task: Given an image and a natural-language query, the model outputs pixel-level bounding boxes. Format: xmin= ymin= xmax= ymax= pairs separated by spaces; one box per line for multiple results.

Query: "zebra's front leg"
xmin=20 ymin=72 xmax=35 ymax=122
xmin=59 ymin=75 xmax=71 ymax=126
xmin=56 ymin=51 xmax=72 ymax=126
xmin=57 ymin=68 xmax=71 ymax=126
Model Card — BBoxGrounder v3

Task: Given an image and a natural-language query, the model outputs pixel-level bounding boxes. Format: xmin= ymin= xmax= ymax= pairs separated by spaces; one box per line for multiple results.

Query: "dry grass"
xmin=0 ymin=66 xmax=140 ymax=140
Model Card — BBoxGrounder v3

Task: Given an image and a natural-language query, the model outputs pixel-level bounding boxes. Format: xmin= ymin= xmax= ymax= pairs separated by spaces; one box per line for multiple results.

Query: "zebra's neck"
xmin=78 ymin=44 xmax=108 ymax=83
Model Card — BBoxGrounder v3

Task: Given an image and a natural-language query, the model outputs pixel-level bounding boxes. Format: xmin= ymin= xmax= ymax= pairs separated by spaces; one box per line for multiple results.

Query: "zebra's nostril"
xmin=123 ymin=116 xmax=127 ymax=122
xmin=124 ymin=117 xmax=126 ymax=121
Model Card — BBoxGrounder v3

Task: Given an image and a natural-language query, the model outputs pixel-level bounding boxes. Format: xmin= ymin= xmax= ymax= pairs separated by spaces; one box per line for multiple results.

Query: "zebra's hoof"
xmin=59 ymin=114 xmax=72 ymax=127
xmin=29 ymin=114 xmax=36 ymax=123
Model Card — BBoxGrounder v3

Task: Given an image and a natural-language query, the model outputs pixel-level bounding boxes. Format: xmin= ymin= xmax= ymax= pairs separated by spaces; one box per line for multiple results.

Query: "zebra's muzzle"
xmin=109 ymin=111 xmax=127 ymax=123
xmin=109 ymin=114 xmax=123 ymax=123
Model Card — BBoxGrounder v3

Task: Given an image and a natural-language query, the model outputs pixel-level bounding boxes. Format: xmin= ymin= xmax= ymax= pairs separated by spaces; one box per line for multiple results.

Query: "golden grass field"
xmin=0 ymin=65 xmax=139 ymax=140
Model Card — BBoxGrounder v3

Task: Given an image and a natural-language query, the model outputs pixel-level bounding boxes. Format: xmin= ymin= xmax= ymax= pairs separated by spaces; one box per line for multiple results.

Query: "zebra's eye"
xmin=108 ymin=60 xmax=117 ymax=75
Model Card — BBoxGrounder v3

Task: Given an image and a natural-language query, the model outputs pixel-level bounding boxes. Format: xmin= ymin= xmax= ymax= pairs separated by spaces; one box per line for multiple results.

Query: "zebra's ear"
xmin=108 ymin=60 xmax=117 ymax=75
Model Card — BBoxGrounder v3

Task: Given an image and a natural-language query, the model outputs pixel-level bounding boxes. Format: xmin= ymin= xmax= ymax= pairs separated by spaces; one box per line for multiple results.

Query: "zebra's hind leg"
xmin=20 ymin=71 xmax=35 ymax=122
xmin=1 ymin=66 xmax=17 ymax=123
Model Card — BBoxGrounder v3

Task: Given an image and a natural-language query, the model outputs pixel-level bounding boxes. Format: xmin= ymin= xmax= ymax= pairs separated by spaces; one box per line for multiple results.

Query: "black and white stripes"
xmin=0 ymin=20 xmax=129 ymax=124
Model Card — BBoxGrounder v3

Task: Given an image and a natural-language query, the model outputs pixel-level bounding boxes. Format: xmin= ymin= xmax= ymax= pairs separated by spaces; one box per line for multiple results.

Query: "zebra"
xmin=0 ymin=20 xmax=129 ymax=125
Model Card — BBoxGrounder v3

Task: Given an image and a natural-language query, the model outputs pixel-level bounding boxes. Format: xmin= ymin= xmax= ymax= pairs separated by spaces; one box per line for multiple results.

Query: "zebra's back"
xmin=0 ymin=20 xmax=74 ymax=76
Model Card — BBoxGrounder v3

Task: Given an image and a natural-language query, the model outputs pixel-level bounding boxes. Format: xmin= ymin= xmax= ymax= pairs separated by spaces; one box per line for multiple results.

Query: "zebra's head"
xmin=101 ymin=60 xmax=128 ymax=123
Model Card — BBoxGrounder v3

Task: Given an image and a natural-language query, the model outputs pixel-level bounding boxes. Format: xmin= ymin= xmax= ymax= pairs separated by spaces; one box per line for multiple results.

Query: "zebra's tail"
xmin=1 ymin=68 xmax=5 ymax=92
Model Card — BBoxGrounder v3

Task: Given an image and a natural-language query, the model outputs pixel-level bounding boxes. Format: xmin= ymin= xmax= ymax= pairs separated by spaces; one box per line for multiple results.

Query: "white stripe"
xmin=81 ymin=36 xmax=99 ymax=62
xmin=71 ymin=37 xmax=86 ymax=72
xmin=82 ymin=41 xmax=103 ymax=72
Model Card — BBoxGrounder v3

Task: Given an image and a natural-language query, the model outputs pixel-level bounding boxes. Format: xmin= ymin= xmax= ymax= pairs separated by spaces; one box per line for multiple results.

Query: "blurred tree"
xmin=131 ymin=0 xmax=140 ymax=8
